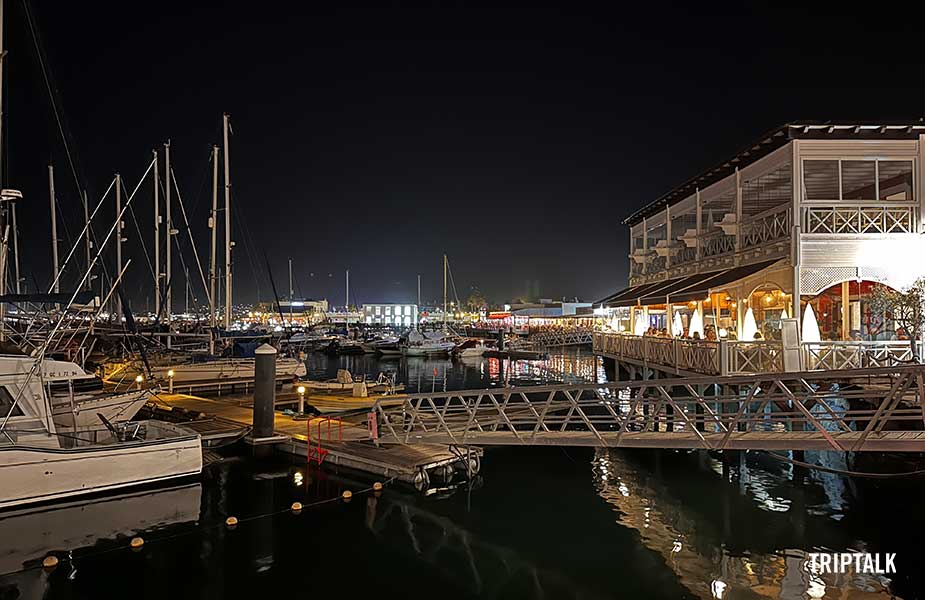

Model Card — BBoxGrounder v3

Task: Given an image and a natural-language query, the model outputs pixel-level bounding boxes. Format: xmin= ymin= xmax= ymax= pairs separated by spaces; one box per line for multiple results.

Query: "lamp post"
xmin=297 ymin=385 xmax=306 ymax=416
xmin=167 ymin=369 xmax=175 ymax=394
xmin=135 ymin=374 xmax=144 ymax=390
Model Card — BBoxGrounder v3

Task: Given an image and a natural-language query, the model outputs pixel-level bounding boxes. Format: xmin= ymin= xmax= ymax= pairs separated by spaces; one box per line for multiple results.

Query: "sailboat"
xmin=136 ymin=114 xmax=307 ymax=386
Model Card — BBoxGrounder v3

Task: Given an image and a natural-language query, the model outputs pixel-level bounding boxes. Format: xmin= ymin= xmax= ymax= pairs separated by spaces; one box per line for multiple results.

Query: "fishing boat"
xmin=35 ymin=357 xmax=153 ymax=428
xmin=0 ymin=356 xmax=202 ymax=510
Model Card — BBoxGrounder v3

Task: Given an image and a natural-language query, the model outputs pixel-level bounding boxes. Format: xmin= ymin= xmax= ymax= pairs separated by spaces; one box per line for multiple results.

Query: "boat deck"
xmin=151 ymin=392 xmax=479 ymax=484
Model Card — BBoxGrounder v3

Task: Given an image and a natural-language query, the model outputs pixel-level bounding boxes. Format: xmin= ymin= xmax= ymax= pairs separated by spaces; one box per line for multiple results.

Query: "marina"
xmin=0 ymin=2 xmax=923 ymax=599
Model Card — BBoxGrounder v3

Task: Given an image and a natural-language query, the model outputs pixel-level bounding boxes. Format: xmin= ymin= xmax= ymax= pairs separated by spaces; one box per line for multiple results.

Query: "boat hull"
xmin=150 ymin=358 xmax=306 ymax=384
xmin=0 ymin=422 xmax=202 ymax=510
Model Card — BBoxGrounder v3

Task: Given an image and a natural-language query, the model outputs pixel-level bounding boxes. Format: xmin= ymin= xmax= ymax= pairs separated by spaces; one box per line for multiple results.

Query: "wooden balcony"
xmin=593 ymin=332 xmax=920 ymax=376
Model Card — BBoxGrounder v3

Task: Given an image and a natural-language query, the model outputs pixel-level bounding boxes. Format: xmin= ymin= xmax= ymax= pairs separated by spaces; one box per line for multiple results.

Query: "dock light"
xmin=718 ymin=328 xmax=728 ymax=338
xmin=297 ymin=385 xmax=306 ymax=414
xmin=167 ymin=369 xmax=175 ymax=393
xmin=135 ymin=374 xmax=144 ymax=389
xmin=167 ymin=369 xmax=174 ymax=378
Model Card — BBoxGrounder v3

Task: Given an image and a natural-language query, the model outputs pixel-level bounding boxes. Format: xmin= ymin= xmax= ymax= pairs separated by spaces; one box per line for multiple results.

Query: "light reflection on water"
xmin=303 ymin=347 xmax=605 ymax=392
xmin=593 ymin=449 xmax=898 ymax=599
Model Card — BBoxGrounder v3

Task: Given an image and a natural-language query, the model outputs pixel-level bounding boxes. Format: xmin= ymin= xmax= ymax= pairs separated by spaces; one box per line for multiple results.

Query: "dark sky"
xmin=5 ymin=1 xmax=924 ymax=310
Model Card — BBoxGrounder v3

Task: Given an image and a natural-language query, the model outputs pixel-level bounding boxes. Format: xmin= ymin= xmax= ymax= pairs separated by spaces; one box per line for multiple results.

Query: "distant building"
xmin=246 ymin=298 xmax=328 ymax=326
xmin=363 ymin=303 xmax=419 ymax=326
xmin=509 ymin=299 xmax=593 ymax=317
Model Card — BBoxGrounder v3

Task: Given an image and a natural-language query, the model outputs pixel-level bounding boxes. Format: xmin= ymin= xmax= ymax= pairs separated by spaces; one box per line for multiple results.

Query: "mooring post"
xmin=253 ymin=343 xmax=277 ymax=440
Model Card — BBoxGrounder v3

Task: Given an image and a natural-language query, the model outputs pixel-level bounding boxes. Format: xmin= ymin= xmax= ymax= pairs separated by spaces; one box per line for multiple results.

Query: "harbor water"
xmin=1 ymin=349 xmax=923 ymax=599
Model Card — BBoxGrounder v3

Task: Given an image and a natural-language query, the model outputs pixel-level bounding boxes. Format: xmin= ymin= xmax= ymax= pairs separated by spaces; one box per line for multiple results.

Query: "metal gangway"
xmin=371 ymin=365 xmax=925 ymax=452
xmin=526 ymin=327 xmax=594 ymax=348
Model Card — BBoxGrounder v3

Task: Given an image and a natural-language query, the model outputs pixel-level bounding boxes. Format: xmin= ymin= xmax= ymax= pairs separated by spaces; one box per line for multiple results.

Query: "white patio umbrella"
xmin=780 ymin=308 xmax=789 ymax=320
xmin=689 ymin=309 xmax=704 ymax=338
xmin=633 ymin=311 xmax=648 ymax=336
xmin=802 ymin=303 xmax=821 ymax=344
xmin=742 ymin=307 xmax=759 ymax=340
xmin=671 ymin=311 xmax=684 ymax=337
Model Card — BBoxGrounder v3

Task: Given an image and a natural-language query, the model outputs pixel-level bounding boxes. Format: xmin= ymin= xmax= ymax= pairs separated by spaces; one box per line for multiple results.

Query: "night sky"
xmin=5 ymin=2 xmax=923 ymax=310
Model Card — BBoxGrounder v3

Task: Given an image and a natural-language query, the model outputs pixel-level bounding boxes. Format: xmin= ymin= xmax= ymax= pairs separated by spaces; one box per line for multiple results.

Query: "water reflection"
xmin=593 ymin=449 xmax=897 ymax=599
xmin=303 ymin=348 xmax=604 ymax=393
xmin=0 ymin=484 xmax=201 ymax=598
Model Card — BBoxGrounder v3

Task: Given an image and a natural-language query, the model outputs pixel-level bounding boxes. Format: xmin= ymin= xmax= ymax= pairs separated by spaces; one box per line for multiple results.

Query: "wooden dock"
xmin=150 ymin=392 xmax=481 ymax=488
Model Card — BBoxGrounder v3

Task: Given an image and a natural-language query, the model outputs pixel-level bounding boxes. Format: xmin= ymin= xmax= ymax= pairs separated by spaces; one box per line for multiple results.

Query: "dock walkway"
xmin=152 ymin=392 xmax=479 ymax=488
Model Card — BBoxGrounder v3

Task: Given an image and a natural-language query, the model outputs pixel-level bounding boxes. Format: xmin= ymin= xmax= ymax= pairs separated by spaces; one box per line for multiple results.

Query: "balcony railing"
xmin=700 ymin=230 xmax=735 ymax=257
xmin=741 ymin=205 xmax=791 ymax=249
xmin=593 ymin=332 xmax=921 ymax=376
xmin=803 ymin=204 xmax=917 ymax=234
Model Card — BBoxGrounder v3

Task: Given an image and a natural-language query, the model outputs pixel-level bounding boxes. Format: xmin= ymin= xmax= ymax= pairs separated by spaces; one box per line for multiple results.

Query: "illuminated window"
xmin=375 ymin=306 xmax=381 ymax=316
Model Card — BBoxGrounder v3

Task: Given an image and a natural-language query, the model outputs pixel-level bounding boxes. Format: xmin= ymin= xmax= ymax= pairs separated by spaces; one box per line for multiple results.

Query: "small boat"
xmin=146 ymin=355 xmax=306 ymax=384
xmin=458 ymin=343 xmax=490 ymax=359
xmin=0 ymin=421 xmax=202 ymax=510
xmin=34 ymin=357 xmax=154 ymax=428
xmin=304 ymin=370 xmax=404 ymax=394
xmin=306 ymin=393 xmax=407 ymax=414
xmin=376 ymin=342 xmax=403 ymax=357
xmin=403 ymin=331 xmax=456 ymax=357
xmin=404 ymin=341 xmax=456 ymax=357
xmin=0 ymin=355 xmax=202 ymax=510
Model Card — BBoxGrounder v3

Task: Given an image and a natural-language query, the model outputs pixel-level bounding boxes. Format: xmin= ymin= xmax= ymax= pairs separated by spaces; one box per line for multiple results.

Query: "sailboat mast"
xmin=442 ymin=254 xmax=447 ymax=333
xmin=288 ymin=258 xmax=293 ymax=325
xmin=115 ymin=173 xmax=122 ymax=316
xmin=209 ymin=144 xmax=218 ymax=331
xmin=153 ymin=149 xmax=160 ymax=316
xmin=82 ymin=190 xmax=91 ymax=290
xmin=222 ymin=113 xmax=232 ymax=328
xmin=48 ymin=165 xmax=59 ymax=294
xmin=164 ymin=141 xmax=172 ymax=336
xmin=417 ymin=274 xmax=421 ymax=327
xmin=11 ymin=204 xmax=18 ymax=293
xmin=345 ymin=269 xmax=349 ymax=324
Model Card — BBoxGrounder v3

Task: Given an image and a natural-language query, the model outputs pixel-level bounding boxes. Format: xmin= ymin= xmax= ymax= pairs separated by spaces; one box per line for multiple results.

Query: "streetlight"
xmin=297 ymin=385 xmax=306 ymax=415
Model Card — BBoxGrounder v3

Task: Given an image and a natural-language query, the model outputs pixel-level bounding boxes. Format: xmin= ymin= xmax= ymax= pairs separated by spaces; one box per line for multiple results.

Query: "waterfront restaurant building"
xmin=596 ymin=122 xmax=925 ymax=375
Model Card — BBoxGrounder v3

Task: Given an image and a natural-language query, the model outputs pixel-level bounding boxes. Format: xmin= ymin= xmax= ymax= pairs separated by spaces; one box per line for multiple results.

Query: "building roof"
xmin=623 ymin=121 xmax=925 ymax=227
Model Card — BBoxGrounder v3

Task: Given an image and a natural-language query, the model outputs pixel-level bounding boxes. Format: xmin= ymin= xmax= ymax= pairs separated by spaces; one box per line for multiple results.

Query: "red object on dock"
xmin=306 ymin=417 xmax=343 ymax=465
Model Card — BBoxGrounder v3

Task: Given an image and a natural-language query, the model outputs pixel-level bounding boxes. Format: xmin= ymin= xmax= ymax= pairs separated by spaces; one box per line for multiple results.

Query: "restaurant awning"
xmin=638 ymin=273 xmax=714 ymax=306
xmin=667 ymin=259 xmax=782 ymax=304
xmin=602 ymin=279 xmax=679 ymax=307
xmin=599 ymin=259 xmax=783 ymax=308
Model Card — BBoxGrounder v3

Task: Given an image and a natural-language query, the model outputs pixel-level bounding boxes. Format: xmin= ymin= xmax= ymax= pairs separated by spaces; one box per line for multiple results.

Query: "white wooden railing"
xmin=803 ymin=204 xmax=917 ymax=234
xmin=593 ymin=332 xmax=921 ymax=376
